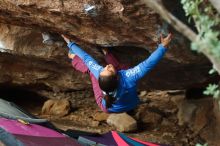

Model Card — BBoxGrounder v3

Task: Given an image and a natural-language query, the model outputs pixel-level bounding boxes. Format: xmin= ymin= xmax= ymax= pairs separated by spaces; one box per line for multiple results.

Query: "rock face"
xmin=0 ymin=2 xmax=218 ymax=144
xmin=0 ymin=0 xmax=158 ymax=46
xmin=200 ymin=100 xmax=220 ymax=146
xmin=176 ymin=97 xmax=214 ymax=133
xmin=0 ymin=24 xmax=92 ymax=91
xmin=176 ymin=97 xmax=218 ymax=142
xmin=0 ymin=1 xmax=216 ymax=91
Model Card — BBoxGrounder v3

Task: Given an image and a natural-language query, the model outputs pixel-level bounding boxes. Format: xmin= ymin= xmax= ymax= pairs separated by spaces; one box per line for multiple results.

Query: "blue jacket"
xmin=68 ymin=43 xmax=167 ymax=113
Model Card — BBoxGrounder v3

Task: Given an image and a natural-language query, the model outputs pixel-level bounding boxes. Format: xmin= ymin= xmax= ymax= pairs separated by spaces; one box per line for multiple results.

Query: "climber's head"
xmin=100 ymin=64 xmax=116 ymax=77
xmin=99 ymin=64 xmax=117 ymax=92
xmin=99 ymin=64 xmax=118 ymax=108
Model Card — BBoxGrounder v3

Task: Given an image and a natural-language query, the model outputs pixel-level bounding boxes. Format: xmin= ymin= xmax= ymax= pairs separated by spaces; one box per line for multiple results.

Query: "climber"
xmin=61 ymin=33 xmax=172 ymax=113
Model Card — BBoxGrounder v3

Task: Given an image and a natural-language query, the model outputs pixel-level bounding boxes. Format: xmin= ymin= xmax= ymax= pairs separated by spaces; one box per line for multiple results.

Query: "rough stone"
xmin=93 ymin=112 xmax=109 ymax=122
xmin=107 ymin=113 xmax=137 ymax=132
xmin=200 ymin=100 xmax=220 ymax=146
xmin=192 ymin=103 xmax=210 ymax=134
xmin=177 ymin=98 xmax=213 ymax=134
xmin=134 ymin=105 xmax=148 ymax=120
xmin=161 ymin=118 xmax=172 ymax=126
xmin=141 ymin=111 xmax=162 ymax=125
xmin=0 ymin=1 xmax=218 ymax=143
xmin=134 ymin=104 xmax=164 ymax=125
xmin=90 ymin=120 xmax=100 ymax=127
xmin=177 ymin=100 xmax=197 ymax=126
xmin=213 ymin=100 xmax=220 ymax=130
xmin=139 ymin=90 xmax=147 ymax=97
xmin=42 ymin=98 xmax=71 ymax=117
xmin=0 ymin=1 xmax=215 ymax=91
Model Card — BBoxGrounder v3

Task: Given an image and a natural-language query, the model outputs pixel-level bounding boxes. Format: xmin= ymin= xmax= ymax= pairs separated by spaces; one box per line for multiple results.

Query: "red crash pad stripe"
xmin=129 ymin=137 xmax=160 ymax=146
xmin=112 ymin=131 xmax=129 ymax=146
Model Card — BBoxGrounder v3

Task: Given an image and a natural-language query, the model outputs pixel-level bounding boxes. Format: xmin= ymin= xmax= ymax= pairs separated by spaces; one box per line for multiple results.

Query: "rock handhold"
xmin=42 ymin=98 xmax=71 ymax=117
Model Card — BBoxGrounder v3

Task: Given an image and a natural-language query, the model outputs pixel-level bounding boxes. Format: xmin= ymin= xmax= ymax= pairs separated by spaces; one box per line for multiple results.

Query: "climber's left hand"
xmin=61 ymin=34 xmax=71 ymax=44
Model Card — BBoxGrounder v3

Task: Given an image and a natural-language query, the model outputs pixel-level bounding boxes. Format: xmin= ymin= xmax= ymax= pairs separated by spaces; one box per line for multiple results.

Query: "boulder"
xmin=107 ymin=113 xmax=137 ymax=132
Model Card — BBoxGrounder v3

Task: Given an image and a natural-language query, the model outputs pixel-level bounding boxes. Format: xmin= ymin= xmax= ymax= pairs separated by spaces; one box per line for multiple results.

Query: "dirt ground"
xmin=7 ymin=88 xmax=205 ymax=146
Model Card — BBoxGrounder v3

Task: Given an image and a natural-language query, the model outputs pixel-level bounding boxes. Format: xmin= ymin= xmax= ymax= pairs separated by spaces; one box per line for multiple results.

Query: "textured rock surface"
xmin=176 ymin=98 xmax=213 ymax=134
xmin=0 ymin=1 xmax=219 ymax=144
xmin=177 ymin=100 xmax=197 ymax=126
xmin=200 ymin=100 xmax=220 ymax=146
xmin=0 ymin=0 xmax=216 ymax=91
xmin=92 ymin=112 xmax=109 ymax=122
xmin=141 ymin=111 xmax=162 ymax=125
xmin=107 ymin=113 xmax=137 ymax=132
xmin=42 ymin=98 xmax=71 ymax=117
xmin=0 ymin=0 xmax=159 ymax=46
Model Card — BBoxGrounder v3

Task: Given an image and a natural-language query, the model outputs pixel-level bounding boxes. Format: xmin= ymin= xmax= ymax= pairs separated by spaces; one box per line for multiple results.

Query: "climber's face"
xmin=100 ymin=64 xmax=116 ymax=77
xmin=68 ymin=53 xmax=75 ymax=59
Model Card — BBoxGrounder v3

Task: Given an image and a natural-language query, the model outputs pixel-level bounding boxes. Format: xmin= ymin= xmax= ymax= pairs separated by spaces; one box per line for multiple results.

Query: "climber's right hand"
xmin=161 ymin=33 xmax=172 ymax=48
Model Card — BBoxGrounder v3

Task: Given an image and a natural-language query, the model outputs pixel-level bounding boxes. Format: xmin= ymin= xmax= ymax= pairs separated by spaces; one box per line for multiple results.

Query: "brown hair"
xmin=98 ymin=74 xmax=118 ymax=108
xmin=103 ymin=94 xmax=115 ymax=108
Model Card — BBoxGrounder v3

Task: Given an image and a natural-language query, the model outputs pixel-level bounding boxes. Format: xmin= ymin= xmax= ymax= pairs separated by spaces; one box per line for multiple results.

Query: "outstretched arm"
xmin=62 ymin=35 xmax=103 ymax=79
xmin=123 ymin=33 xmax=172 ymax=86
